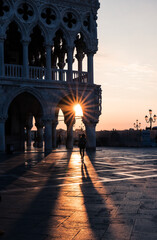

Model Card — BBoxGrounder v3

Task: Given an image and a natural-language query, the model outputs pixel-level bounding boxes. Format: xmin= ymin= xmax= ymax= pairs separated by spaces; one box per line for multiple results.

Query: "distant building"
xmin=96 ymin=129 xmax=157 ymax=147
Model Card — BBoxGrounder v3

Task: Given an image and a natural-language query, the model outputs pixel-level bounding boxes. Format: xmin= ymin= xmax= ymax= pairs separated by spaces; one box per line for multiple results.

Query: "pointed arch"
xmin=4 ymin=21 xmax=23 ymax=64
xmin=53 ymin=26 xmax=72 ymax=47
xmin=28 ymin=22 xmax=48 ymax=42
xmin=28 ymin=25 xmax=46 ymax=67
xmin=2 ymin=87 xmax=48 ymax=118
xmin=4 ymin=17 xmax=27 ymax=41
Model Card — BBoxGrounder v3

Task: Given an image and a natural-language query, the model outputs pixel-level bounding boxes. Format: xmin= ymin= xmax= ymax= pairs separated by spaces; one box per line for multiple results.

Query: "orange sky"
xmin=94 ymin=0 xmax=157 ymax=131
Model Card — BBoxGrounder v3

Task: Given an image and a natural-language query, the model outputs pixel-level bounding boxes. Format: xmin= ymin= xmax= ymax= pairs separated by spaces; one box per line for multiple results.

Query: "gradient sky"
xmin=95 ymin=0 xmax=157 ymax=131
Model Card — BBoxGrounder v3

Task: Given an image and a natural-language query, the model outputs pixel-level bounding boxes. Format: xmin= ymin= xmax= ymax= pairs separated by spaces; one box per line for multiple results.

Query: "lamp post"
xmin=145 ymin=109 xmax=157 ymax=130
xmin=134 ymin=119 xmax=141 ymax=130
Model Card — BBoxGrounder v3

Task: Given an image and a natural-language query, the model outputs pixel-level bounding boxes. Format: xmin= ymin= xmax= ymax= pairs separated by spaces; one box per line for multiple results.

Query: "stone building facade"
xmin=0 ymin=0 xmax=101 ymax=152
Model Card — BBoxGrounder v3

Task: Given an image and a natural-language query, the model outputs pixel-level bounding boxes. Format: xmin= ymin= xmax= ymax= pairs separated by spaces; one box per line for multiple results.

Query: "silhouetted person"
xmin=79 ymin=134 xmax=86 ymax=161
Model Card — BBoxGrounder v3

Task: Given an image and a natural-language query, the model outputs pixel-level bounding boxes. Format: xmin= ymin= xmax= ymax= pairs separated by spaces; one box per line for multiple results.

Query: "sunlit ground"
xmin=1 ymin=148 xmax=157 ymax=239
xmin=50 ymin=151 xmax=131 ymax=239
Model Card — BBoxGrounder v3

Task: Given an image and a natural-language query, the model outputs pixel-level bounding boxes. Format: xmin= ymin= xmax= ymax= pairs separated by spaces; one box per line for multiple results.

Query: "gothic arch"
xmin=53 ymin=26 xmax=72 ymax=47
xmin=55 ymin=94 xmax=75 ymax=124
xmin=28 ymin=22 xmax=48 ymax=43
xmin=75 ymin=28 xmax=91 ymax=50
xmin=2 ymin=87 xmax=48 ymax=118
xmin=4 ymin=18 xmax=25 ymax=40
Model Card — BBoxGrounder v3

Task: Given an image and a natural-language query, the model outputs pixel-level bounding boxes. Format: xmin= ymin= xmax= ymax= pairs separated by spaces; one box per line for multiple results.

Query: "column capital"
xmin=86 ymin=50 xmax=95 ymax=56
xmin=75 ymin=52 xmax=85 ymax=62
xmin=82 ymin=118 xmax=98 ymax=127
xmin=0 ymin=115 xmax=7 ymax=123
xmin=0 ymin=33 xmax=6 ymax=41
xmin=44 ymin=40 xmax=53 ymax=48
xmin=22 ymin=38 xmax=31 ymax=45
xmin=43 ymin=115 xmax=54 ymax=124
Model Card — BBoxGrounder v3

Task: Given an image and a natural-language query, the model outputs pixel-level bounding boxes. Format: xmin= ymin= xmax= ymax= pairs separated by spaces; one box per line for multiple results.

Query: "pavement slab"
xmin=0 ymin=147 xmax=157 ymax=239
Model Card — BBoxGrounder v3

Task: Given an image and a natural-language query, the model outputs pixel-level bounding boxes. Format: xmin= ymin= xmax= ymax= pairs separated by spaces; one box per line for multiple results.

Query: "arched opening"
xmin=5 ymin=92 xmax=43 ymax=152
xmin=73 ymin=33 xmax=87 ymax=83
xmin=56 ymin=109 xmax=66 ymax=148
xmin=52 ymin=29 xmax=67 ymax=70
xmin=29 ymin=26 xmax=46 ymax=67
xmin=51 ymin=29 xmax=68 ymax=81
xmin=55 ymin=96 xmax=85 ymax=149
xmin=4 ymin=21 xmax=23 ymax=65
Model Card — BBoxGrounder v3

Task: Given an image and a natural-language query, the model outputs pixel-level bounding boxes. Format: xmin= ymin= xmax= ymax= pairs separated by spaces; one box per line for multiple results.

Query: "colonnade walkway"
xmin=0 ymin=147 xmax=157 ymax=240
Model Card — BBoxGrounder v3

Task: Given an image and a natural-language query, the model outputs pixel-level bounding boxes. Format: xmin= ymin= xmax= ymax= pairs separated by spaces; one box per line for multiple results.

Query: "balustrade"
xmin=29 ymin=66 xmax=46 ymax=80
xmin=2 ymin=64 xmax=88 ymax=83
xmin=5 ymin=64 xmax=23 ymax=78
xmin=52 ymin=68 xmax=68 ymax=81
xmin=72 ymin=71 xmax=88 ymax=83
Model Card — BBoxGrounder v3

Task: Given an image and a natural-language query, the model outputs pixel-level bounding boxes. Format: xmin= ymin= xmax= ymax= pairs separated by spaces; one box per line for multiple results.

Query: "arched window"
xmin=29 ymin=26 xmax=46 ymax=67
xmin=52 ymin=30 xmax=67 ymax=70
xmin=4 ymin=22 xmax=23 ymax=65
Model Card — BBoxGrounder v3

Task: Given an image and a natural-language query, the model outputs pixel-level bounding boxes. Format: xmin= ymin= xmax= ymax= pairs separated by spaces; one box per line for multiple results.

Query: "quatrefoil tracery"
xmin=41 ymin=8 xmax=56 ymax=25
xmin=63 ymin=12 xmax=77 ymax=29
xmin=0 ymin=0 xmax=10 ymax=17
xmin=17 ymin=3 xmax=34 ymax=21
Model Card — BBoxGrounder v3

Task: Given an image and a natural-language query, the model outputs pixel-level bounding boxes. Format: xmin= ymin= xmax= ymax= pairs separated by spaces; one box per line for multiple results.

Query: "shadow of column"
xmin=1 ymin=151 xmax=72 ymax=240
xmin=80 ymin=160 xmax=112 ymax=239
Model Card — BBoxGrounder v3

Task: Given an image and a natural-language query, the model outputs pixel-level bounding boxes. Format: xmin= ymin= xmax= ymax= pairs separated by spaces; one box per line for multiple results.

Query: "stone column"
xmin=0 ymin=117 xmax=6 ymax=152
xmin=75 ymin=52 xmax=84 ymax=82
xmin=77 ymin=53 xmax=84 ymax=73
xmin=20 ymin=120 xmax=25 ymax=151
xmin=87 ymin=52 xmax=94 ymax=84
xmin=44 ymin=118 xmax=52 ymax=152
xmin=0 ymin=37 xmax=5 ymax=77
xmin=65 ymin=118 xmax=75 ymax=149
xmin=46 ymin=44 xmax=52 ymax=81
xmin=35 ymin=117 xmax=44 ymax=148
xmin=67 ymin=47 xmax=73 ymax=82
xmin=26 ymin=127 xmax=32 ymax=147
xmin=23 ymin=40 xmax=29 ymax=78
xmin=37 ymin=127 xmax=43 ymax=148
xmin=52 ymin=120 xmax=58 ymax=149
xmin=25 ymin=114 xmax=33 ymax=147
xmin=84 ymin=121 xmax=97 ymax=150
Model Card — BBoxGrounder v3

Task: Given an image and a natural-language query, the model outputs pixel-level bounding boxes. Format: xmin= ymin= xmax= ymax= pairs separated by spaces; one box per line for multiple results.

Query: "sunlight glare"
xmin=74 ymin=104 xmax=83 ymax=117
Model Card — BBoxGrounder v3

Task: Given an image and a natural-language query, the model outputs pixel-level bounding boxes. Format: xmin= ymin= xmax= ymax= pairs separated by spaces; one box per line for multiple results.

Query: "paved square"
xmin=0 ymin=147 xmax=157 ymax=239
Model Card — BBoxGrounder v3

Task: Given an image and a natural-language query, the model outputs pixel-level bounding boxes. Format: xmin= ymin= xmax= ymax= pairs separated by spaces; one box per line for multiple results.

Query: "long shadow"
xmin=2 ymin=151 xmax=72 ymax=240
xmin=80 ymin=156 xmax=113 ymax=239
xmin=0 ymin=152 xmax=44 ymax=192
xmin=85 ymin=149 xmax=144 ymax=240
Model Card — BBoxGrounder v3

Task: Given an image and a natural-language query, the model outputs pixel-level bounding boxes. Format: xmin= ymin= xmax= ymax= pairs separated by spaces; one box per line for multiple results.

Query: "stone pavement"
xmin=0 ymin=147 xmax=157 ymax=240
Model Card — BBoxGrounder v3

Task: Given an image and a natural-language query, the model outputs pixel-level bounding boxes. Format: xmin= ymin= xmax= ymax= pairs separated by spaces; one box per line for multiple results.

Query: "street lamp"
xmin=134 ymin=119 xmax=141 ymax=130
xmin=145 ymin=109 xmax=157 ymax=130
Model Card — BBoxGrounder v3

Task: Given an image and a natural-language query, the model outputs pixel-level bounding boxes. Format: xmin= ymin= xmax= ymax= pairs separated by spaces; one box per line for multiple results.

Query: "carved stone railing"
xmin=29 ymin=66 xmax=46 ymax=80
xmin=52 ymin=68 xmax=68 ymax=81
xmin=72 ymin=71 xmax=88 ymax=83
xmin=3 ymin=64 xmax=88 ymax=83
xmin=5 ymin=64 xmax=23 ymax=78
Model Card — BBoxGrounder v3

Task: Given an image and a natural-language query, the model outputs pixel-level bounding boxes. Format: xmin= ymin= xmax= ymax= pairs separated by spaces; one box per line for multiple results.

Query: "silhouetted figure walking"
xmin=79 ymin=134 xmax=86 ymax=161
